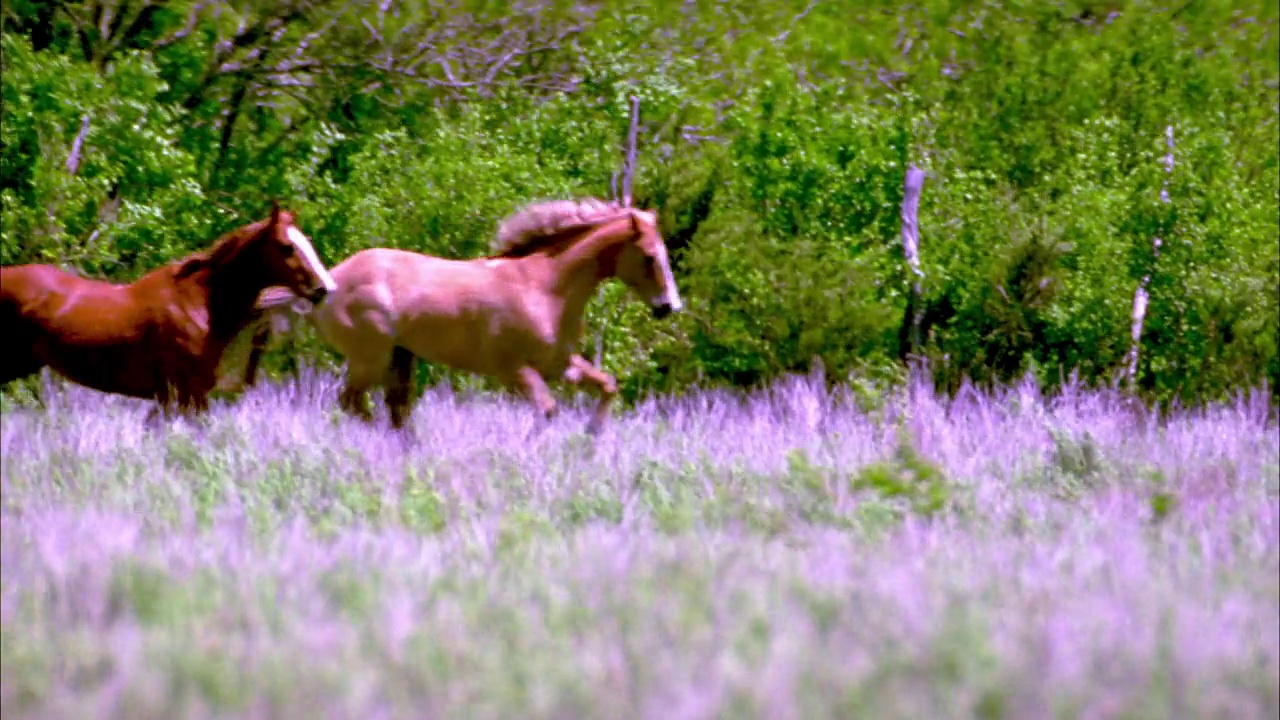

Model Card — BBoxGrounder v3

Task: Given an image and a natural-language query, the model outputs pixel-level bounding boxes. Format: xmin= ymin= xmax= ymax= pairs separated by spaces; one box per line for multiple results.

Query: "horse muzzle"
xmin=651 ymin=301 xmax=673 ymax=320
xmin=306 ymin=286 xmax=330 ymax=305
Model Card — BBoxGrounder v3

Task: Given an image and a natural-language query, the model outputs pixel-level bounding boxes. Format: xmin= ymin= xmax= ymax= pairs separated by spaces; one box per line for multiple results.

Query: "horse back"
xmin=328 ymin=248 xmax=483 ymax=314
xmin=1 ymin=264 xmax=155 ymax=338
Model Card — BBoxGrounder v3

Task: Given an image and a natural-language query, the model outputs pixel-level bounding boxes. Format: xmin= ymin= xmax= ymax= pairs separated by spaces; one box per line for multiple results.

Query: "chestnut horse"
xmin=234 ymin=198 xmax=683 ymax=434
xmin=0 ymin=202 xmax=336 ymax=419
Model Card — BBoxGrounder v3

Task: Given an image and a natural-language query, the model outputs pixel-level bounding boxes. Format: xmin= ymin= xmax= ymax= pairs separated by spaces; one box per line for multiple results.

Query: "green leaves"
xmin=1 ymin=35 xmax=206 ymax=275
xmin=2 ymin=1 xmax=1276 ymax=402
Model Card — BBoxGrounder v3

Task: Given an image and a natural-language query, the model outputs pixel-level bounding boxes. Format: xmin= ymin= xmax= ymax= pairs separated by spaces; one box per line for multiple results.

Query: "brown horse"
xmin=234 ymin=198 xmax=684 ymax=434
xmin=0 ymin=202 xmax=337 ymax=419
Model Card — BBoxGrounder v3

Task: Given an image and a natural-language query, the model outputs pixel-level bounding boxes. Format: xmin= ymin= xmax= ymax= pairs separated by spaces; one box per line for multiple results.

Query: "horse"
xmin=0 ymin=201 xmax=337 ymax=420
xmin=232 ymin=198 xmax=684 ymax=435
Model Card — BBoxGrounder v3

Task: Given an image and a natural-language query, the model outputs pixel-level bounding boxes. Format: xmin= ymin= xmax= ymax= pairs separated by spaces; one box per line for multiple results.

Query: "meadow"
xmin=1 ymin=371 xmax=1276 ymax=719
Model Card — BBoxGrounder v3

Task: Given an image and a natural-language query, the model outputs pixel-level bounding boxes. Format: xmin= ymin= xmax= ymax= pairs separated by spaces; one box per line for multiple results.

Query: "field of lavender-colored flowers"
xmin=1 ymin=369 xmax=1277 ymax=720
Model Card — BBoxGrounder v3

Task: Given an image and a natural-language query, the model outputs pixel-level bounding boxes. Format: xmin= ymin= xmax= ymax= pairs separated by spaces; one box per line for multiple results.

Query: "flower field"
xmin=2 ymin=372 xmax=1277 ymax=719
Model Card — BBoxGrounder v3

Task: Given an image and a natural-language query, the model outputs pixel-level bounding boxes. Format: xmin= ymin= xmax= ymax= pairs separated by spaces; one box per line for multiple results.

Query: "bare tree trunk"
xmin=621 ymin=95 xmax=640 ymax=207
xmin=65 ymin=115 xmax=91 ymax=175
xmin=212 ymin=74 xmax=254 ymax=186
xmin=595 ymin=95 xmax=642 ymax=367
xmin=900 ymin=166 xmax=927 ymax=361
xmin=1124 ymin=125 xmax=1175 ymax=390
xmin=45 ymin=115 xmax=92 ymax=267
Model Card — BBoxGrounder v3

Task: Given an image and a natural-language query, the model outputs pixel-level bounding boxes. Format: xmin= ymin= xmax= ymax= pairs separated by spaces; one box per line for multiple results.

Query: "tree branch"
xmin=155 ymin=0 xmax=209 ymax=47
xmin=774 ymin=0 xmax=818 ymax=43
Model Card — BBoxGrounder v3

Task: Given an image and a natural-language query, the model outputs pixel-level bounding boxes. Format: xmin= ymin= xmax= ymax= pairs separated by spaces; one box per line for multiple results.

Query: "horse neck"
xmin=197 ymin=246 xmax=270 ymax=339
xmin=544 ymin=220 xmax=631 ymax=327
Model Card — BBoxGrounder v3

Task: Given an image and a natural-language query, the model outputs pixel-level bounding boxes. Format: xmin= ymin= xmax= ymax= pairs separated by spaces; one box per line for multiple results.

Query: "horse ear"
xmin=630 ymin=209 xmax=657 ymax=234
xmin=270 ymin=199 xmax=282 ymax=224
xmin=174 ymin=252 xmax=210 ymax=279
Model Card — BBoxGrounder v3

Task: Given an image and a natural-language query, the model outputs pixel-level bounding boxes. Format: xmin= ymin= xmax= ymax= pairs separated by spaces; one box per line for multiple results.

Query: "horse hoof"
xmin=394 ymin=428 xmax=416 ymax=450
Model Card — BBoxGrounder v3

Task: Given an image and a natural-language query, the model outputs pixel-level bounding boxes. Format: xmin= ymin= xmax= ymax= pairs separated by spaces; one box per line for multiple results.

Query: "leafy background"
xmin=2 ymin=0 xmax=1277 ymax=403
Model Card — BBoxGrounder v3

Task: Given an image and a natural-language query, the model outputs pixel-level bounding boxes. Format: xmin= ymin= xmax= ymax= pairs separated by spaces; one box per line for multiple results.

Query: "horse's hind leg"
xmin=563 ymin=354 xmax=618 ymax=436
xmin=385 ymin=346 xmax=417 ymax=431
xmin=0 ymin=354 xmax=44 ymax=387
xmin=0 ymin=334 xmax=45 ymax=387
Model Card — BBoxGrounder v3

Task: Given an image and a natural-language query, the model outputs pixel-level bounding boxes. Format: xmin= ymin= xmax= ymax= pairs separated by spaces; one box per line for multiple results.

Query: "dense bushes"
xmin=2 ymin=1 xmax=1276 ymax=404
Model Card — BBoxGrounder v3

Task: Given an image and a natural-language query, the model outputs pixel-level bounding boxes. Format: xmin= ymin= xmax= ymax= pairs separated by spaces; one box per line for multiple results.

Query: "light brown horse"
xmin=235 ymin=198 xmax=684 ymax=434
xmin=0 ymin=202 xmax=337 ymax=419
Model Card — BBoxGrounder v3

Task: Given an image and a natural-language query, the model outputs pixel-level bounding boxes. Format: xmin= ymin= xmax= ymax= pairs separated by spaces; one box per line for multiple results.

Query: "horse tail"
xmin=0 ymin=273 xmax=46 ymax=386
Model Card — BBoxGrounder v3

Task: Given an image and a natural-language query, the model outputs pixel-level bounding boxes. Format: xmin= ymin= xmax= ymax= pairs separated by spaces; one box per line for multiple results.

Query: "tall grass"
xmin=2 ymin=371 xmax=1277 ymax=719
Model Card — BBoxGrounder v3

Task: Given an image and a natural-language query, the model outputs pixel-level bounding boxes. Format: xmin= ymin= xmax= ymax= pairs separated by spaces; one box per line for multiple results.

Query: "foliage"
xmin=2 ymin=0 xmax=1277 ymax=403
xmin=850 ymin=427 xmax=958 ymax=518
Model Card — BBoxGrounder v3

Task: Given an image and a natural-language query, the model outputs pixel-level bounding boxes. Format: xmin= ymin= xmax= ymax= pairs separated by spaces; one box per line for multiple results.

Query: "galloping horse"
xmin=235 ymin=198 xmax=684 ymax=434
xmin=0 ymin=202 xmax=337 ymax=419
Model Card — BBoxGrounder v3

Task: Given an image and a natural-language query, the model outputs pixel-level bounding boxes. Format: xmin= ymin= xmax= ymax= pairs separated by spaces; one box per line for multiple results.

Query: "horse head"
xmin=246 ymin=201 xmax=338 ymax=305
xmin=611 ymin=209 xmax=684 ymax=319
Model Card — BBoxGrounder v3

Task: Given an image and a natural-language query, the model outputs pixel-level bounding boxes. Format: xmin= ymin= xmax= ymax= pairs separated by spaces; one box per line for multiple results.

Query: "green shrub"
xmin=3 ymin=1 xmax=1275 ymax=404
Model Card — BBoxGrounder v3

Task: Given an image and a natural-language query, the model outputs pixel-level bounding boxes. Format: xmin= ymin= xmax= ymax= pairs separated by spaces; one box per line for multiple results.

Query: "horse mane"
xmin=174 ymin=213 xmax=287 ymax=279
xmin=490 ymin=198 xmax=635 ymax=258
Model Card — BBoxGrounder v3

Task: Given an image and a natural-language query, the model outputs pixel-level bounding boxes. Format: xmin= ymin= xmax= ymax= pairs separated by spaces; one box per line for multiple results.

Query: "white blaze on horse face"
xmin=655 ymin=245 xmax=683 ymax=312
xmin=286 ymin=226 xmax=338 ymax=291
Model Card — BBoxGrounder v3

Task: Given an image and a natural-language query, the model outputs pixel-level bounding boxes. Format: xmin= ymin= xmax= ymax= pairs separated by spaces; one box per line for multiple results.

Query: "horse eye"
xmin=280 ymin=242 xmax=296 ymax=256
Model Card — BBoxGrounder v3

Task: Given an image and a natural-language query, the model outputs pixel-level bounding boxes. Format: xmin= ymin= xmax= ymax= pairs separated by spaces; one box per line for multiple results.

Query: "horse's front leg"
xmin=513 ymin=366 xmax=558 ymax=425
xmin=180 ymin=392 xmax=210 ymax=417
xmin=144 ymin=382 xmax=178 ymax=429
xmin=563 ymin=354 xmax=618 ymax=436
xmin=242 ymin=324 xmax=273 ymax=389
xmin=145 ymin=397 xmax=184 ymax=429
xmin=146 ymin=393 xmax=208 ymax=431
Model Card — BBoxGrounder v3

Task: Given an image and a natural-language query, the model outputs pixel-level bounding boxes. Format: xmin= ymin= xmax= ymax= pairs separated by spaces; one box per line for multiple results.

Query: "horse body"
xmin=320 ymin=250 xmax=512 ymax=374
xmin=4 ymin=264 xmax=193 ymax=398
xmin=241 ymin=199 xmax=683 ymax=434
xmin=1 ymin=203 xmax=337 ymax=416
